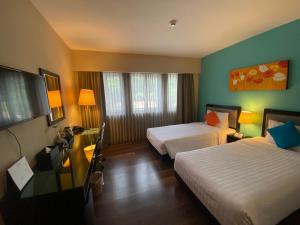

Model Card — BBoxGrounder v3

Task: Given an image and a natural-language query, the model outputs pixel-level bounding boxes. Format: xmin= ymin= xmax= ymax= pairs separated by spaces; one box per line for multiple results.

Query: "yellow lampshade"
xmin=78 ymin=89 xmax=96 ymax=106
xmin=62 ymin=158 xmax=70 ymax=168
xmin=84 ymin=145 xmax=95 ymax=162
xmin=48 ymin=90 xmax=62 ymax=108
xmin=238 ymin=111 xmax=254 ymax=124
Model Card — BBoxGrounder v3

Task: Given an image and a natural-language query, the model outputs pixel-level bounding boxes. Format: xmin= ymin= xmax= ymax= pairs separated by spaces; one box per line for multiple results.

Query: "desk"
xmin=1 ymin=131 xmax=99 ymax=225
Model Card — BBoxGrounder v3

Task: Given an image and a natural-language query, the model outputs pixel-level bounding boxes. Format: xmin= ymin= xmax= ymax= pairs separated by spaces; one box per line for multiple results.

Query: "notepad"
xmin=8 ymin=157 xmax=34 ymax=191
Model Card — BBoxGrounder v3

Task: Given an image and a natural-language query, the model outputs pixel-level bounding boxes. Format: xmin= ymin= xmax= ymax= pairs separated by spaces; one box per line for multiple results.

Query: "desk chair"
xmin=93 ymin=122 xmax=105 ymax=169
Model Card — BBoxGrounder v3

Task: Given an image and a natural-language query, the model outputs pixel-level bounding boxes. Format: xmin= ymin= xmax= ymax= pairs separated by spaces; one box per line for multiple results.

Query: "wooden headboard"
xmin=262 ymin=108 xmax=300 ymax=136
xmin=206 ymin=104 xmax=242 ymax=130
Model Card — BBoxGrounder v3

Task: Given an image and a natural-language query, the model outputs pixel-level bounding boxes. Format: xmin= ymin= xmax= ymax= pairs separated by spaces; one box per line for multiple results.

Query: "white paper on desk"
xmin=8 ymin=156 xmax=34 ymax=191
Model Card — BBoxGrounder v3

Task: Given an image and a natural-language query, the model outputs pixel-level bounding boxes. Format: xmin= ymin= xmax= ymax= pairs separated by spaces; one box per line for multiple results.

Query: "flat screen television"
xmin=0 ymin=65 xmax=50 ymax=130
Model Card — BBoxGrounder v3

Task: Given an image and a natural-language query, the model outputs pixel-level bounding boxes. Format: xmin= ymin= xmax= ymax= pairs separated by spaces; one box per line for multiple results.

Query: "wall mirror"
xmin=39 ymin=68 xmax=65 ymax=126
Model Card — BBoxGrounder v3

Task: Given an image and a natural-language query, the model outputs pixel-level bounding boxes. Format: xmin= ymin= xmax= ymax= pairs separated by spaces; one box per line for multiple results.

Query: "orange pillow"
xmin=205 ymin=111 xmax=220 ymax=126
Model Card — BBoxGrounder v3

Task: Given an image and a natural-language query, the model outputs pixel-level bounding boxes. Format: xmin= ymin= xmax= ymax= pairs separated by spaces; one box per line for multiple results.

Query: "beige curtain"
xmin=46 ymin=76 xmax=59 ymax=91
xmin=108 ymin=114 xmax=177 ymax=144
xmin=177 ymin=73 xmax=196 ymax=123
xmin=76 ymin=72 xmax=106 ymax=129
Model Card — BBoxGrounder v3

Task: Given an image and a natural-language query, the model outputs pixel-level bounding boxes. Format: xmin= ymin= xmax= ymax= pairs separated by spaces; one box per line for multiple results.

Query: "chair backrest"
xmin=100 ymin=122 xmax=105 ymax=146
xmin=94 ymin=122 xmax=105 ymax=157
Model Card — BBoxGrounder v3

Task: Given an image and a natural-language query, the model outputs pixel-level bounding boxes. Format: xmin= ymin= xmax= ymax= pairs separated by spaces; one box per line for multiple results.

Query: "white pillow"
xmin=207 ymin=110 xmax=229 ymax=129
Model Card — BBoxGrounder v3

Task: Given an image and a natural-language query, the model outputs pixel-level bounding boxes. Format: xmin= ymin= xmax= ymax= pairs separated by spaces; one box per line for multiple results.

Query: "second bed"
xmin=174 ymin=108 xmax=300 ymax=225
xmin=147 ymin=104 xmax=241 ymax=159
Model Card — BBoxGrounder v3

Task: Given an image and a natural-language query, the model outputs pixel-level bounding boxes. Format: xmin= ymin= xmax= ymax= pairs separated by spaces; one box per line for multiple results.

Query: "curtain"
xmin=103 ymin=72 xmax=178 ymax=144
xmin=76 ymin=72 xmax=196 ymax=145
xmin=177 ymin=73 xmax=196 ymax=123
xmin=76 ymin=72 xmax=106 ymax=129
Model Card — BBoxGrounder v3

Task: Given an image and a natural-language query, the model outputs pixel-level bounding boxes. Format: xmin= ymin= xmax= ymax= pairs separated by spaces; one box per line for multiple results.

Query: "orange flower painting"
xmin=229 ymin=60 xmax=289 ymax=92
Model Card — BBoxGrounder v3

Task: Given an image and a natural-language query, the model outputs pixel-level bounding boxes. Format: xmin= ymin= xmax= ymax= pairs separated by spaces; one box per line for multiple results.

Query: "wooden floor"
xmin=94 ymin=142 xmax=300 ymax=225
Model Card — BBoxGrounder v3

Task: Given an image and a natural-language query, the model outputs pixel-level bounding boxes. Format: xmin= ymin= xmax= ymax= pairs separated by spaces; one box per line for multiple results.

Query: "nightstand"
xmin=227 ymin=134 xmax=252 ymax=143
xmin=227 ymin=134 xmax=242 ymax=143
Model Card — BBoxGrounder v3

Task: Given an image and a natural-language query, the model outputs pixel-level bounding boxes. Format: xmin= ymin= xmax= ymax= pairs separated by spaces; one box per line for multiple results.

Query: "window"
xmin=103 ymin=72 xmax=125 ymax=116
xmin=167 ymin=73 xmax=178 ymax=112
xmin=103 ymin=72 xmax=178 ymax=116
xmin=131 ymin=73 xmax=163 ymax=114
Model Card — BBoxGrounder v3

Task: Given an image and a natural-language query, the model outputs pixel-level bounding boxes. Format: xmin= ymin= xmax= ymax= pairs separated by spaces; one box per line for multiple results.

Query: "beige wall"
xmin=72 ymin=50 xmax=201 ymax=73
xmin=0 ymin=0 xmax=80 ymax=205
xmin=72 ymin=50 xmax=201 ymax=115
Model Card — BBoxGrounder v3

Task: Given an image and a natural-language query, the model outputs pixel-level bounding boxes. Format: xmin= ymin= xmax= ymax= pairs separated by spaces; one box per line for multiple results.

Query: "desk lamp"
xmin=78 ymin=89 xmax=96 ymax=129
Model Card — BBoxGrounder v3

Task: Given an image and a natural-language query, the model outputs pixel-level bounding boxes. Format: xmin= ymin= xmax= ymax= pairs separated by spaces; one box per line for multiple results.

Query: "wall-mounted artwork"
xmin=229 ymin=60 xmax=289 ymax=92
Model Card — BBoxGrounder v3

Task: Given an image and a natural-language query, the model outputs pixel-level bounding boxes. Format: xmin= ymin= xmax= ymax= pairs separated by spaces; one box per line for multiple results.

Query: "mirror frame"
xmin=39 ymin=68 xmax=65 ymax=126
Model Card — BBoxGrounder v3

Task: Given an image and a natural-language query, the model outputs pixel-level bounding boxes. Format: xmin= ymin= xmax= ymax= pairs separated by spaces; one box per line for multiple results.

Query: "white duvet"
xmin=146 ymin=122 xmax=235 ymax=158
xmin=174 ymin=137 xmax=300 ymax=225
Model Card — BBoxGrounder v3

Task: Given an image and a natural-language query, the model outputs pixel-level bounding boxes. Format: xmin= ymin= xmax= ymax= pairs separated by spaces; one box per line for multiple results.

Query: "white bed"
xmin=147 ymin=104 xmax=241 ymax=159
xmin=147 ymin=122 xmax=235 ymax=158
xmin=174 ymin=137 xmax=300 ymax=225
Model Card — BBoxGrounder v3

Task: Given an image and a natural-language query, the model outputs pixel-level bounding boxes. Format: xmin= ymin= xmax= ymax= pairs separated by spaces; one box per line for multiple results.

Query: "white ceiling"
xmin=31 ymin=0 xmax=300 ymax=58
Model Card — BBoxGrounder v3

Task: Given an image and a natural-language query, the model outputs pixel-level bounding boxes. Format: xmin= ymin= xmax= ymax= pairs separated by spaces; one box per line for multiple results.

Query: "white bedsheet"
xmin=146 ymin=122 xmax=235 ymax=158
xmin=174 ymin=137 xmax=300 ymax=225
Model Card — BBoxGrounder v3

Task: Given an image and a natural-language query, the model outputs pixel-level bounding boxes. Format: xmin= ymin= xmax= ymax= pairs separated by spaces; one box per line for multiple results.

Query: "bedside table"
xmin=227 ymin=134 xmax=252 ymax=143
xmin=227 ymin=134 xmax=242 ymax=143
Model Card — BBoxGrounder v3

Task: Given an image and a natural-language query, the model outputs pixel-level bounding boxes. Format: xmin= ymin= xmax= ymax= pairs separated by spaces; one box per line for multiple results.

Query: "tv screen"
xmin=0 ymin=65 xmax=50 ymax=130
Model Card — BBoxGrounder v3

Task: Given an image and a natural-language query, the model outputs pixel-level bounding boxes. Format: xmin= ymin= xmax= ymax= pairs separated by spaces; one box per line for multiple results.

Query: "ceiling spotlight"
xmin=169 ymin=19 xmax=177 ymax=27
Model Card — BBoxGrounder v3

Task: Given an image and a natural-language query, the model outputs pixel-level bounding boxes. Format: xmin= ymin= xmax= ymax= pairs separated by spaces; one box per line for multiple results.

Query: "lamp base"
xmin=233 ymin=132 xmax=243 ymax=138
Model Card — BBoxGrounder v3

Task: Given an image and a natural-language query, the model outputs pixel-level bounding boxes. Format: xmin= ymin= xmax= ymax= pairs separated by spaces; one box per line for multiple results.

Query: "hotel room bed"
xmin=147 ymin=104 xmax=241 ymax=159
xmin=174 ymin=108 xmax=300 ymax=225
xmin=147 ymin=122 xmax=235 ymax=158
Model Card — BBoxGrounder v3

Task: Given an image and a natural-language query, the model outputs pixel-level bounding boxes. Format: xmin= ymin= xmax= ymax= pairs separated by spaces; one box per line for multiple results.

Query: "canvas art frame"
xmin=229 ymin=60 xmax=289 ymax=92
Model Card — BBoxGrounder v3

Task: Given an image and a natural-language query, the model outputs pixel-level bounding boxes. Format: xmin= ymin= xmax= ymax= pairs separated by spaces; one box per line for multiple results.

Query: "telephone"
xmin=233 ymin=132 xmax=243 ymax=138
xmin=72 ymin=126 xmax=84 ymax=135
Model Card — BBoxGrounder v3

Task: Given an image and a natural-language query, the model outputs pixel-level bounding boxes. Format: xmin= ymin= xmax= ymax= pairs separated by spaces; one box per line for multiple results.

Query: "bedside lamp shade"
xmin=48 ymin=90 xmax=62 ymax=108
xmin=78 ymin=89 xmax=96 ymax=106
xmin=238 ymin=111 xmax=253 ymax=124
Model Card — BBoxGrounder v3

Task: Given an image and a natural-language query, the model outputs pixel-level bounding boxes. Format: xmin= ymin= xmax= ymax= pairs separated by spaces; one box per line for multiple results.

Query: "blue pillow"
xmin=267 ymin=121 xmax=300 ymax=149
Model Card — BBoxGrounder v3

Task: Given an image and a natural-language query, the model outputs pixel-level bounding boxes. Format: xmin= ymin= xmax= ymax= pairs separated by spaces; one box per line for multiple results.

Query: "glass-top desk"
xmin=2 ymin=130 xmax=99 ymax=225
xmin=22 ymin=129 xmax=99 ymax=199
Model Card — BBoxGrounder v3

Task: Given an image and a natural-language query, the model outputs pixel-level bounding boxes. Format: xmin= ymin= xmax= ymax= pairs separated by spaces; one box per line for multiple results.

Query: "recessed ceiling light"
xmin=169 ymin=19 xmax=177 ymax=27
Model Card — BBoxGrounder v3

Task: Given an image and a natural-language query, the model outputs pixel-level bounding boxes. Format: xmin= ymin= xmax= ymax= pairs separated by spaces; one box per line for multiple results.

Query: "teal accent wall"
xmin=199 ymin=19 xmax=300 ymax=136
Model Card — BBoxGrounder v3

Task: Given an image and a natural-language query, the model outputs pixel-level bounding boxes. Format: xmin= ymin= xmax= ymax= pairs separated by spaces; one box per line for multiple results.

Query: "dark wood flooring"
xmin=94 ymin=142 xmax=300 ymax=225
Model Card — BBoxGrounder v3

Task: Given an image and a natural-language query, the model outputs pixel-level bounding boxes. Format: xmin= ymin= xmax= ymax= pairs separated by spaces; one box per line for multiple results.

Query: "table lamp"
xmin=48 ymin=90 xmax=62 ymax=108
xmin=238 ymin=111 xmax=254 ymax=136
xmin=78 ymin=89 xmax=97 ymax=156
xmin=48 ymin=90 xmax=63 ymax=121
xmin=78 ymin=89 xmax=96 ymax=106
xmin=78 ymin=89 xmax=96 ymax=129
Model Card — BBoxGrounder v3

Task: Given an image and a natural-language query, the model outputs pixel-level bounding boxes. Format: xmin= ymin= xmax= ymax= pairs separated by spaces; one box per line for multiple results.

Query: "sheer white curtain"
xmin=131 ymin=72 xmax=163 ymax=114
xmin=167 ymin=73 xmax=178 ymax=112
xmin=103 ymin=72 xmax=178 ymax=144
xmin=103 ymin=72 xmax=125 ymax=116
